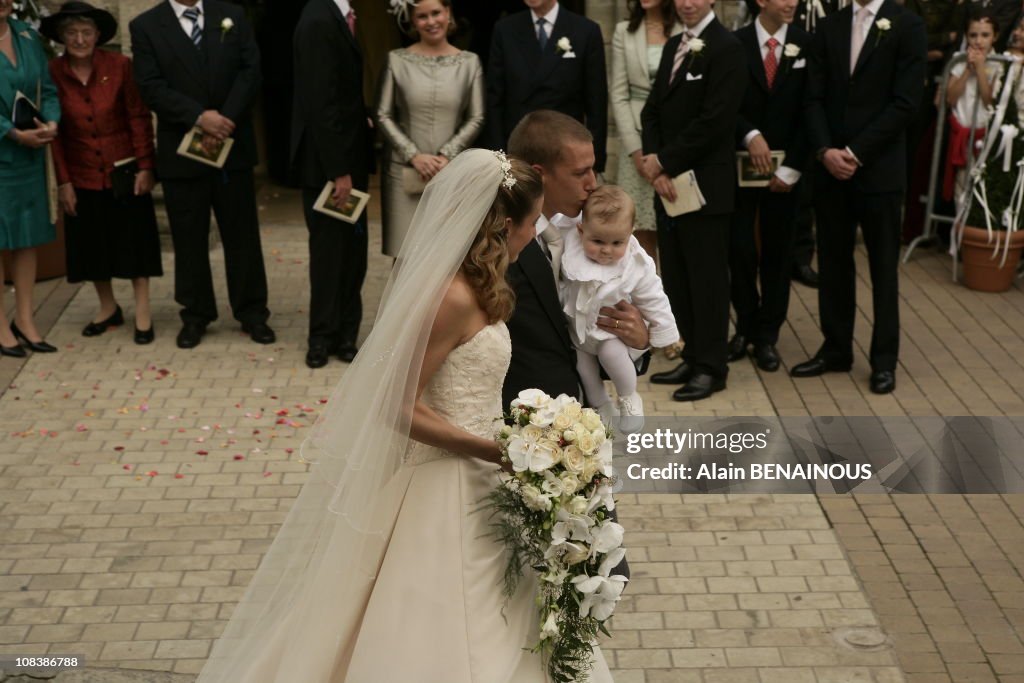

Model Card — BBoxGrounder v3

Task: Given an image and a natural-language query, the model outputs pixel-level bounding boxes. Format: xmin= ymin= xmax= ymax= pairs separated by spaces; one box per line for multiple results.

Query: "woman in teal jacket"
xmin=0 ymin=1 xmax=61 ymax=357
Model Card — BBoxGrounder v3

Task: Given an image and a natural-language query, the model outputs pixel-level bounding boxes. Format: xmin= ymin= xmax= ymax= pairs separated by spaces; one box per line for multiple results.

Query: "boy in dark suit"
xmin=790 ymin=0 xmax=926 ymax=394
xmin=290 ymin=0 xmax=372 ymax=369
xmin=641 ymin=0 xmax=747 ymax=402
xmin=130 ymin=0 xmax=274 ymax=350
xmin=486 ymin=0 xmax=608 ymax=172
xmin=728 ymin=0 xmax=812 ymax=372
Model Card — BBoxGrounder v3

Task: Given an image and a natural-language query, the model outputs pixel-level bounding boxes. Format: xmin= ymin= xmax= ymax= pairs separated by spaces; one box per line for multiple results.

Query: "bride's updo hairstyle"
xmin=462 ymin=157 xmax=542 ymax=323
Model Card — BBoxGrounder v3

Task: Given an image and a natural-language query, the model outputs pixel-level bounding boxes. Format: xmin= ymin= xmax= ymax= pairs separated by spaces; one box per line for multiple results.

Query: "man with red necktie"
xmin=727 ymin=0 xmax=812 ymax=373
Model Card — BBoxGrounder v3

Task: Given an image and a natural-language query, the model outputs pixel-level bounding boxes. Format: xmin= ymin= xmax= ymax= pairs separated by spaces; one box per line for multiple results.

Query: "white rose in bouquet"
xmin=576 ymin=432 xmax=597 ymax=455
xmin=581 ymin=409 xmax=602 ymax=431
xmin=562 ymin=445 xmax=586 ymax=475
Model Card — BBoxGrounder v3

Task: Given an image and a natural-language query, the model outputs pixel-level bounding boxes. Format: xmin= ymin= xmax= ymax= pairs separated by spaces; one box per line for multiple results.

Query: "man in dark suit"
xmin=729 ymin=0 xmax=811 ymax=373
xmin=641 ymin=0 xmax=747 ymax=402
xmin=486 ymin=0 xmax=609 ymax=173
xmin=791 ymin=0 xmax=926 ymax=394
xmin=131 ymin=0 xmax=274 ymax=349
xmin=290 ymin=0 xmax=372 ymax=369
xmin=503 ymin=110 xmax=649 ymax=409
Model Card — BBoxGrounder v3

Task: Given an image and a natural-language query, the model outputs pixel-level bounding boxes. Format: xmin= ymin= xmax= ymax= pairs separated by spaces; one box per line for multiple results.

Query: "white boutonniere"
xmin=874 ymin=18 xmax=892 ymax=46
xmin=220 ymin=17 xmax=234 ymax=41
xmin=783 ymin=43 xmax=801 ymax=59
xmin=689 ymin=38 xmax=705 ymax=54
xmin=556 ymin=36 xmax=576 ymax=58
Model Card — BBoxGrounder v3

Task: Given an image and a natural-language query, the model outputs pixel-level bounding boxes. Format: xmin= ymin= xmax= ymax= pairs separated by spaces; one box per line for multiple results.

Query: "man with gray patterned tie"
xmin=130 ymin=0 xmax=274 ymax=350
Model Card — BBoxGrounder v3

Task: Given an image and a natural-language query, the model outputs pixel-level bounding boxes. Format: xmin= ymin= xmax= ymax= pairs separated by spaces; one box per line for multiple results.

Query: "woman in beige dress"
xmin=610 ymin=0 xmax=680 ymax=260
xmin=376 ymin=0 xmax=485 ymax=257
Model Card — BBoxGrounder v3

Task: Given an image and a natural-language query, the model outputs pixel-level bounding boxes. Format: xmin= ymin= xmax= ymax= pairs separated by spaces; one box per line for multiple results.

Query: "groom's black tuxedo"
xmin=805 ymin=0 xmax=925 ymax=373
xmin=486 ymin=7 xmax=608 ymax=172
xmin=503 ymin=241 xmax=578 ymax=409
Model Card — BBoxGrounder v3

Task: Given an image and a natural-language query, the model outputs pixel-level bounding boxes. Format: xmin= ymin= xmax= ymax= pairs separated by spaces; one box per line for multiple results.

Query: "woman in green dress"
xmin=0 ymin=0 xmax=61 ymax=357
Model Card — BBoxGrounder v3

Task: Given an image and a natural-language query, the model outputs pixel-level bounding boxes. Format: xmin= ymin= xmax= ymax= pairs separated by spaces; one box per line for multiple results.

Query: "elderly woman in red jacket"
xmin=43 ymin=1 xmax=162 ymax=344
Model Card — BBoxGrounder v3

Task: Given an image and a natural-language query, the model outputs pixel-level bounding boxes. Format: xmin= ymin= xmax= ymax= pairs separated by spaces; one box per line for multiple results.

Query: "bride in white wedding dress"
xmin=196 ymin=149 xmax=613 ymax=683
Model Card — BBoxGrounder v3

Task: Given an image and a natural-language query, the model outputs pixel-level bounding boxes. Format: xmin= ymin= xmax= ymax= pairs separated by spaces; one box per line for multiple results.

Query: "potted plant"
xmin=957 ymin=60 xmax=1024 ymax=292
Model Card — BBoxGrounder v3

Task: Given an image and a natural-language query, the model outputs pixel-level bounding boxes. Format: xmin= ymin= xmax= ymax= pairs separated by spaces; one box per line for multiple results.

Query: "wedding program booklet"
xmin=660 ymin=170 xmax=707 ymax=217
xmin=12 ymin=90 xmax=43 ymax=130
xmin=736 ymin=151 xmax=786 ymax=187
xmin=177 ymin=128 xmax=234 ymax=169
xmin=313 ymin=181 xmax=370 ymax=224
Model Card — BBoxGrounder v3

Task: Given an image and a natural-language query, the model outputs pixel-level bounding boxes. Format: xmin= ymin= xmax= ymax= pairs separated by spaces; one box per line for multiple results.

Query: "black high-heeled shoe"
xmin=1 ymin=343 xmax=26 ymax=358
xmin=82 ymin=305 xmax=124 ymax=337
xmin=134 ymin=324 xmax=155 ymax=345
xmin=10 ymin=322 xmax=57 ymax=353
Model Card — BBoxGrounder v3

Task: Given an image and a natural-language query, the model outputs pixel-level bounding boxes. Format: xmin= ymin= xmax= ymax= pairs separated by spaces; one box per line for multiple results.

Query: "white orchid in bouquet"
xmin=487 ymin=389 xmax=627 ymax=683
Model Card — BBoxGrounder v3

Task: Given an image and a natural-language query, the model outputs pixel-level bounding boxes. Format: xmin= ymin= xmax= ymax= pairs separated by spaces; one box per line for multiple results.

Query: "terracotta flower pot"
xmin=959 ymin=225 xmax=1024 ymax=293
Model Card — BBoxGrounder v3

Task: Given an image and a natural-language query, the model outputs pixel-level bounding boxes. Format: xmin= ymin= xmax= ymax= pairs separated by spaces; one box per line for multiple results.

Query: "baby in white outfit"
xmin=560 ymin=186 xmax=679 ymax=431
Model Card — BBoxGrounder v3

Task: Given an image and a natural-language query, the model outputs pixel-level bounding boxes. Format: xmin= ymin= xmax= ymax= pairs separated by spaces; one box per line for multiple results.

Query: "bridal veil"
xmin=196 ymin=150 xmax=509 ymax=683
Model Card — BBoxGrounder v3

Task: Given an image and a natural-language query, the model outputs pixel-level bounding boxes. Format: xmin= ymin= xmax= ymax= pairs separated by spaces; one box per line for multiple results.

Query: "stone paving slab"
xmin=7 ymin=183 xmax=1024 ymax=681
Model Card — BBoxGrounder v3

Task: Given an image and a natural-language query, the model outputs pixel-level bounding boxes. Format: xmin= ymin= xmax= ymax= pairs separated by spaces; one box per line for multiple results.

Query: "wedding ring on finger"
xmin=614 ymin=320 xmax=620 ymax=329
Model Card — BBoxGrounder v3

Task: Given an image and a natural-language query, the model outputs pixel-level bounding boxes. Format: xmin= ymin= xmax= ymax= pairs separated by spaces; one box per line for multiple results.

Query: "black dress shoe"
xmin=82 ymin=306 xmax=124 ymax=337
xmin=176 ymin=323 xmax=206 ymax=349
xmin=870 ymin=370 xmax=896 ymax=394
xmin=792 ymin=264 xmax=820 ymax=288
xmin=650 ymin=361 xmax=694 ymax=385
xmin=306 ymin=345 xmax=329 ymax=369
xmin=1 ymin=343 xmax=26 ymax=358
xmin=727 ymin=334 xmax=749 ymax=362
xmin=134 ymin=325 xmax=155 ymax=345
xmin=790 ymin=357 xmax=852 ymax=378
xmin=242 ymin=322 xmax=276 ymax=345
xmin=336 ymin=341 xmax=358 ymax=363
xmin=672 ymin=373 xmax=726 ymax=402
xmin=753 ymin=343 xmax=781 ymax=372
xmin=10 ymin=322 xmax=57 ymax=353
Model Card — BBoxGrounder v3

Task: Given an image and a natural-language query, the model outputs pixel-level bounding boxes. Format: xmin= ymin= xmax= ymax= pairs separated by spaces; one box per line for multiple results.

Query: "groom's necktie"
xmin=541 ymin=225 xmax=564 ymax=281
xmin=536 ymin=18 xmax=549 ymax=51
xmin=183 ymin=7 xmax=202 ymax=48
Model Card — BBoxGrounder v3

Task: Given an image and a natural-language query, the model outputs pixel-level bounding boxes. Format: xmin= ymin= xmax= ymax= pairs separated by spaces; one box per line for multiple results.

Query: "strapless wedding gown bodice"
xmin=406 ymin=323 xmax=511 ymax=465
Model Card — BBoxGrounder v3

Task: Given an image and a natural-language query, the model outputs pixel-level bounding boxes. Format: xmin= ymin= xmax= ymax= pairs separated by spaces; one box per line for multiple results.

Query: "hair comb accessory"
xmin=387 ymin=0 xmax=415 ymax=25
xmin=494 ymin=150 xmax=516 ymax=189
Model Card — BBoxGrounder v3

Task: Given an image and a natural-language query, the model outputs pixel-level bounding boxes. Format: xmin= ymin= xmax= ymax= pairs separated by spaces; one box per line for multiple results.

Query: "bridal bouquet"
xmin=488 ymin=389 xmax=627 ymax=683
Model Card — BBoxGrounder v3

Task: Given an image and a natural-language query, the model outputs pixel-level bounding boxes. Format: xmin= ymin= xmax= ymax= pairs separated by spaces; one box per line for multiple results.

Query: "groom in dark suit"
xmin=503 ymin=110 xmax=649 ymax=409
xmin=640 ymin=0 xmax=747 ymax=402
xmin=486 ymin=0 xmax=609 ymax=172
xmin=290 ymin=0 xmax=372 ymax=369
xmin=790 ymin=0 xmax=925 ymax=394
xmin=728 ymin=0 xmax=812 ymax=373
xmin=130 ymin=0 xmax=274 ymax=349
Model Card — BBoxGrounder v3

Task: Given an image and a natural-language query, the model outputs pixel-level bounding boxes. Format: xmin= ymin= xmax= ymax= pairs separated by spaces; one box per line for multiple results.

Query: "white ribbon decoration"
xmin=998 ymin=125 xmax=1020 ymax=172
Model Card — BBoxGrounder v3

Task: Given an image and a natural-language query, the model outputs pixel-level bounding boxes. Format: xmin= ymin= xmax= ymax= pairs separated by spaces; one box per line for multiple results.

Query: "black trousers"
xmin=793 ymin=165 xmax=816 ymax=269
xmin=655 ymin=201 xmax=731 ymax=378
xmin=302 ymin=186 xmax=367 ymax=348
xmin=729 ymin=186 xmax=799 ymax=346
xmin=162 ymin=170 xmax=269 ymax=327
xmin=814 ymin=175 xmax=902 ymax=372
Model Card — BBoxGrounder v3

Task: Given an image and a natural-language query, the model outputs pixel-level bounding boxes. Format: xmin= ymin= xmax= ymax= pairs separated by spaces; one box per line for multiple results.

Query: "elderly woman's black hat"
xmin=40 ymin=1 xmax=118 ymax=46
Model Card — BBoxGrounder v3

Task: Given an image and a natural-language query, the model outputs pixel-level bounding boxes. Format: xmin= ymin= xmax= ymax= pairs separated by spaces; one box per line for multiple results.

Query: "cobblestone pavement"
xmin=2 ymin=185 xmax=1023 ymax=682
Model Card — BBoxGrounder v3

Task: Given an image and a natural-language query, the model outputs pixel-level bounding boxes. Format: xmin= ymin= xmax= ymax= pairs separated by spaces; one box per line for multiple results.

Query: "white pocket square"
xmin=793 ymin=59 xmax=807 ymax=69
xmin=685 ymin=72 xmax=703 ymax=81
xmin=562 ymin=51 xmax=577 ymax=59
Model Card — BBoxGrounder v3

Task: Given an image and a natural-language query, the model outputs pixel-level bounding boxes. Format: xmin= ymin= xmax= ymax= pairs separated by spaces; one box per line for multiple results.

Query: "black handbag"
xmin=111 ymin=157 xmax=139 ymax=201
xmin=12 ymin=91 xmax=44 ymax=131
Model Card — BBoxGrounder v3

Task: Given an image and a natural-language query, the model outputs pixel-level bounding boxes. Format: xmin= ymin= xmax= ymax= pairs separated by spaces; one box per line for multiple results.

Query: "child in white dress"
xmin=560 ymin=186 xmax=678 ymax=432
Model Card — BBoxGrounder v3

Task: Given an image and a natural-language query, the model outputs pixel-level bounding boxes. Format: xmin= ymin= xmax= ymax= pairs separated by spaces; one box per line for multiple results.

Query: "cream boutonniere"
xmin=689 ymin=38 xmax=706 ymax=55
xmin=783 ymin=43 xmax=801 ymax=59
xmin=874 ymin=18 xmax=892 ymax=46
xmin=220 ymin=17 xmax=234 ymax=41
xmin=556 ymin=36 xmax=576 ymax=58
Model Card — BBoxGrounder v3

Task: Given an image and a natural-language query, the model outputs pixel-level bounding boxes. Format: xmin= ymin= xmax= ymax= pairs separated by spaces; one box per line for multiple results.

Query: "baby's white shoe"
xmin=617 ymin=392 xmax=645 ymax=433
